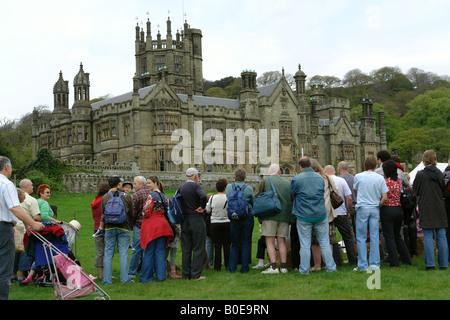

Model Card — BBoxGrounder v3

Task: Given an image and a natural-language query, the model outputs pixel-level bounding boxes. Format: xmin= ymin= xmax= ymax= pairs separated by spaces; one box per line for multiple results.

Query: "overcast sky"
xmin=1 ymin=0 xmax=449 ymax=122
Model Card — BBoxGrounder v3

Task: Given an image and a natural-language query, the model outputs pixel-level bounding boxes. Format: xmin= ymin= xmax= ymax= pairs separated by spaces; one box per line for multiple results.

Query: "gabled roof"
xmin=258 ymin=82 xmax=278 ymax=97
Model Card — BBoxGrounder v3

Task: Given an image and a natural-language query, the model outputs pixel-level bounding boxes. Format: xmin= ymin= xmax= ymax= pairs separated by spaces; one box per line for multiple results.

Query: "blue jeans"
xmin=227 ymin=216 xmax=254 ymax=274
xmin=356 ymin=207 xmax=380 ymax=270
xmin=423 ymin=228 xmax=449 ymax=268
xmin=140 ymin=236 xmax=167 ymax=282
xmin=128 ymin=226 xmax=143 ymax=276
xmin=102 ymin=229 xmax=132 ymax=284
xmin=296 ymin=218 xmax=336 ymax=274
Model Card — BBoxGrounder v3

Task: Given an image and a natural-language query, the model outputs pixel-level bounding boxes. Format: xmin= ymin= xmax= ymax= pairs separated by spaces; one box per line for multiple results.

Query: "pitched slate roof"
xmin=91 ymin=81 xmax=278 ymax=111
xmin=91 ymin=85 xmax=157 ymax=110
xmin=177 ymin=94 xmax=240 ymax=109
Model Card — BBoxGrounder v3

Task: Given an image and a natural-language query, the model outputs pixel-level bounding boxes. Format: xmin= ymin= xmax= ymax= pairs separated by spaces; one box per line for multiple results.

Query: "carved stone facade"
xmin=32 ymin=17 xmax=387 ymax=186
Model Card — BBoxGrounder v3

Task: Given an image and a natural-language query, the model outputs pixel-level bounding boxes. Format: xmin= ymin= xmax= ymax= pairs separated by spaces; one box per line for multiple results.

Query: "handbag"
xmin=400 ymin=186 xmax=416 ymax=224
xmin=327 ymin=176 xmax=343 ymax=209
xmin=252 ymin=177 xmax=282 ymax=218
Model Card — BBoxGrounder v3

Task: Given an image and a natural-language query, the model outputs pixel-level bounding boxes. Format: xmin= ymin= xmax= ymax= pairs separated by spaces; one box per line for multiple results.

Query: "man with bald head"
xmin=18 ymin=179 xmax=41 ymax=224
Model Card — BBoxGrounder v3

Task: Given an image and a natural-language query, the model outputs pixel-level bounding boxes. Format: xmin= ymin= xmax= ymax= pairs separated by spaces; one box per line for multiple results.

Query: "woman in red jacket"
xmin=91 ymin=183 xmax=110 ymax=279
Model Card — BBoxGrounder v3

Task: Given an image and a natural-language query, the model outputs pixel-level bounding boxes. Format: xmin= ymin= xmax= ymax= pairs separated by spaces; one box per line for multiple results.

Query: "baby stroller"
xmin=30 ymin=227 xmax=110 ymax=300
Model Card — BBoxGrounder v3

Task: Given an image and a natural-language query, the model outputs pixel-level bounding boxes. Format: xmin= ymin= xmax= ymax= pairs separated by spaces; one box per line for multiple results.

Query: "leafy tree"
xmin=389 ymin=127 xmax=450 ymax=163
xmin=16 ymin=148 xmax=73 ymax=191
xmin=401 ymin=87 xmax=450 ymax=128
xmin=342 ymin=69 xmax=372 ymax=88
xmin=224 ymin=78 xmax=241 ymax=99
xmin=205 ymin=87 xmax=228 ymax=98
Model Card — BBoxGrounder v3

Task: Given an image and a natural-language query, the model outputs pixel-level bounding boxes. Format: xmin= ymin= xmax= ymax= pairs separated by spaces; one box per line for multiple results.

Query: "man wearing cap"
xmin=0 ymin=156 xmax=44 ymax=300
xmin=178 ymin=168 xmax=207 ymax=280
xmin=101 ymin=176 xmax=134 ymax=284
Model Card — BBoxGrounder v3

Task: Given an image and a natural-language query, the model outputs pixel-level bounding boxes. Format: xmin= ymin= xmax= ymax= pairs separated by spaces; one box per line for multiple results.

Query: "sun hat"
xmin=67 ymin=220 xmax=82 ymax=234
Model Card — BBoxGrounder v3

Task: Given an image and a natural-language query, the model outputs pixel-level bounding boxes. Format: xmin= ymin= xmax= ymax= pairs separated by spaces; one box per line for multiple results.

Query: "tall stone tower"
xmin=134 ymin=16 xmax=203 ymax=95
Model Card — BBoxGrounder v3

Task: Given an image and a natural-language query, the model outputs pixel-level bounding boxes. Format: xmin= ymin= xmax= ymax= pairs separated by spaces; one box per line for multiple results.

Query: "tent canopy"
xmin=408 ymin=162 xmax=448 ymax=185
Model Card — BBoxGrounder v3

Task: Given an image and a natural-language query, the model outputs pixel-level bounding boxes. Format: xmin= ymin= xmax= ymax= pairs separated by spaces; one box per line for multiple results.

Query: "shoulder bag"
xmin=252 ymin=177 xmax=282 ymax=218
xmin=327 ymin=176 xmax=344 ymax=209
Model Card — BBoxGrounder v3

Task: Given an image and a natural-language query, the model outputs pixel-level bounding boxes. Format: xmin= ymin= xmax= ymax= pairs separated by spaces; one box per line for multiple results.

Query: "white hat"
xmin=67 ymin=220 xmax=81 ymax=234
xmin=186 ymin=167 xmax=198 ymax=177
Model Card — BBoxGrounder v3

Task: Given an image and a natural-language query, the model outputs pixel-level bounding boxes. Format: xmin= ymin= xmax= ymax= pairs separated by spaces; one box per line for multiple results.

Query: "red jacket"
xmin=91 ymin=196 xmax=103 ymax=230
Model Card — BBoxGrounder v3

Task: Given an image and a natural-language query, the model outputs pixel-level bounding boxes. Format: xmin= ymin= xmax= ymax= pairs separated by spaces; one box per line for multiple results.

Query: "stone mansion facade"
xmin=32 ymin=17 xmax=387 ymax=177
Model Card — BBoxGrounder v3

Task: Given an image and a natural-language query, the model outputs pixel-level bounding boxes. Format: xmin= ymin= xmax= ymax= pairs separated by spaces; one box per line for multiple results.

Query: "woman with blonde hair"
xmin=413 ymin=150 xmax=448 ymax=270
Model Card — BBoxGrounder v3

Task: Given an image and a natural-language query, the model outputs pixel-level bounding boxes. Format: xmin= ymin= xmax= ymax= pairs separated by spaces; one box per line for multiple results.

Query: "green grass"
xmin=8 ymin=192 xmax=449 ymax=300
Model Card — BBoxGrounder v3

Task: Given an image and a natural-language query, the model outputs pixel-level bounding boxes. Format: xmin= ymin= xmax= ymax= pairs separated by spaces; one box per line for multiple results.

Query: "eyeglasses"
xmin=45 ymin=191 xmax=51 ymax=194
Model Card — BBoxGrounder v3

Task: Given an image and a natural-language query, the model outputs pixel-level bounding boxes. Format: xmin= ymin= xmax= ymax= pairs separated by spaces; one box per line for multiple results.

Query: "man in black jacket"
xmin=179 ymin=168 xmax=207 ymax=280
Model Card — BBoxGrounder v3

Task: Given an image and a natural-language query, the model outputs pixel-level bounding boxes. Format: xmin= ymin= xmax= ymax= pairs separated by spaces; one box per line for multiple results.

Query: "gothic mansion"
xmin=32 ymin=17 xmax=387 ymax=175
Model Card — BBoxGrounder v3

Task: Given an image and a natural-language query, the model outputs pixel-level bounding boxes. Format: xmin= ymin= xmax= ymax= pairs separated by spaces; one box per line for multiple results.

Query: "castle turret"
xmin=294 ymin=64 xmax=307 ymax=96
xmin=52 ymin=71 xmax=71 ymax=120
xmin=73 ymin=63 xmax=90 ymax=106
xmin=71 ymin=63 xmax=93 ymax=161
xmin=134 ymin=16 xmax=203 ymax=95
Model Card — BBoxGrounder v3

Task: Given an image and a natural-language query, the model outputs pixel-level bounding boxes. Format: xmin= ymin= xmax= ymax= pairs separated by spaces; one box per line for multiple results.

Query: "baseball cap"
xmin=186 ymin=167 xmax=198 ymax=177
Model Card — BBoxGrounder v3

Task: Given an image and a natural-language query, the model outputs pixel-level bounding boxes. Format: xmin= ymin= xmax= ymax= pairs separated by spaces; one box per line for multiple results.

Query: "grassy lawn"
xmin=8 ymin=192 xmax=449 ymax=301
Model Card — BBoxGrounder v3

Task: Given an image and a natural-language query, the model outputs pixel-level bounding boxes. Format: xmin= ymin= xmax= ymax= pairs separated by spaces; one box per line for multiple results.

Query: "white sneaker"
xmin=261 ymin=267 xmax=279 ymax=274
xmin=368 ymin=265 xmax=380 ymax=271
xmin=353 ymin=267 xmax=367 ymax=272
xmin=280 ymin=268 xmax=288 ymax=274
xmin=252 ymin=264 xmax=265 ymax=269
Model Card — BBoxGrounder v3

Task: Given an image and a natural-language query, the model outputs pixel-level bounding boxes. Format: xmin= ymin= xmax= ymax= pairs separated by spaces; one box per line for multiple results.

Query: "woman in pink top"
xmin=380 ymin=160 xmax=412 ymax=267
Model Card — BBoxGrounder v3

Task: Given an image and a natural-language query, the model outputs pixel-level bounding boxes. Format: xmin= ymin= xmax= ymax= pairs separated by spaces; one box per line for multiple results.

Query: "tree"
xmin=224 ymin=78 xmax=241 ymax=99
xmin=390 ymin=127 xmax=450 ymax=163
xmin=401 ymin=87 xmax=450 ymax=128
xmin=257 ymin=71 xmax=281 ymax=86
xmin=342 ymin=69 xmax=372 ymax=88
xmin=205 ymin=87 xmax=228 ymax=98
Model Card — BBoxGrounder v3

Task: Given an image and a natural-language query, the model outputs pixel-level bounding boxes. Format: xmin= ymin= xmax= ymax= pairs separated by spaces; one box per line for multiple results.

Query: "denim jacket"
xmin=290 ymin=168 xmax=326 ymax=222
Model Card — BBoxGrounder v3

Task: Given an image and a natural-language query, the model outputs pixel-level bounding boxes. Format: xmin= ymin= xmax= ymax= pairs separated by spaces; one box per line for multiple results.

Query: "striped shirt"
xmin=0 ymin=173 xmax=20 ymax=224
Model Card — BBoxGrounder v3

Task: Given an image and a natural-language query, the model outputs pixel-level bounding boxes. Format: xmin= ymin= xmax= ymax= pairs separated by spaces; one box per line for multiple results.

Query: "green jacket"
xmin=256 ymin=175 xmax=294 ymax=223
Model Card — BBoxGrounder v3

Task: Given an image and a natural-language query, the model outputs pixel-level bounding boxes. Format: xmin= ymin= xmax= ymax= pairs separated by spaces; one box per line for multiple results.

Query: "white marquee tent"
xmin=408 ymin=162 xmax=448 ymax=184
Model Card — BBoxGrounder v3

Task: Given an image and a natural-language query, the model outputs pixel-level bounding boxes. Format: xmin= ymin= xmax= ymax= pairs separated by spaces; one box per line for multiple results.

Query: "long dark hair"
xmin=147 ymin=176 xmax=164 ymax=194
xmin=96 ymin=183 xmax=110 ymax=198
xmin=382 ymin=159 xmax=398 ymax=181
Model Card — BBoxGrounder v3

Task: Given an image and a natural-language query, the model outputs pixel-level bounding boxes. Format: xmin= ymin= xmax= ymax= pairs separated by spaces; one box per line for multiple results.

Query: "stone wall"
xmin=63 ymin=169 xmax=295 ymax=193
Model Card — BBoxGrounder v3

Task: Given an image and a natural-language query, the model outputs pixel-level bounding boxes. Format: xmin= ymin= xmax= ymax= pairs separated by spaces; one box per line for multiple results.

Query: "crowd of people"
xmin=89 ymin=149 xmax=449 ymax=283
xmin=0 ymin=148 xmax=449 ymax=298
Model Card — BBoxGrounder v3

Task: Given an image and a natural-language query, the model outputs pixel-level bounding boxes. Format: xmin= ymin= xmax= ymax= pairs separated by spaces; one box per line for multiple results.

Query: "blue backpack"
xmin=104 ymin=192 xmax=127 ymax=224
xmin=227 ymin=184 xmax=249 ymax=221
xmin=168 ymin=189 xmax=184 ymax=224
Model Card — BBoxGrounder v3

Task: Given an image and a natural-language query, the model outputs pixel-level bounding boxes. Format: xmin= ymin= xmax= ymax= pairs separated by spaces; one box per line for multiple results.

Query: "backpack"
xmin=104 ymin=192 xmax=127 ymax=224
xmin=167 ymin=189 xmax=184 ymax=224
xmin=227 ymin=184 xmax=249 ymax=221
